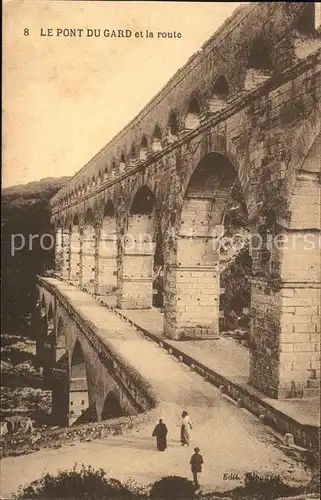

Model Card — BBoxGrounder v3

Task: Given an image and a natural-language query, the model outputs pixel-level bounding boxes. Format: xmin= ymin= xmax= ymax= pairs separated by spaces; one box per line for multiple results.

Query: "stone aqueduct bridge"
xmin=37 ymin=3 xmax=321 ymax=425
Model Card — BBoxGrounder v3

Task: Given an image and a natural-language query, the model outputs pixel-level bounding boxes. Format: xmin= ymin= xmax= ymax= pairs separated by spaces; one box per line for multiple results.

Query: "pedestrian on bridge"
xmin=152 ymin=418 xmax=168 ymax=451
xmin=180 ymin=410 xmax=192 ymax=446
xmin=190 ymin=447 xmax=204 ymax=488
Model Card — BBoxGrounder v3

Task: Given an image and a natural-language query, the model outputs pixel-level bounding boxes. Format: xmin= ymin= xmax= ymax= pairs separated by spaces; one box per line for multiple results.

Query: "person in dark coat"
xmin=152 ymin=419 xmax=168 ymax=451
xmin=190 ymin=447 xmax=204 ymax=487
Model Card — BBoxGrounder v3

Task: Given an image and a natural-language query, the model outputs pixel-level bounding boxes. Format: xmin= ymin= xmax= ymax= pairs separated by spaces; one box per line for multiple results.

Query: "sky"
xmin=3 ymin=1 xmax=244 ymax=188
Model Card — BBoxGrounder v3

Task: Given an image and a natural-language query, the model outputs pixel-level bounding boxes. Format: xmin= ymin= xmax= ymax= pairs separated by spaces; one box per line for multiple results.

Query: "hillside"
xmin=2 ymin=176 xmax=71 ymax=332
xmin=2 ymin=177 xmax=70 ymax=217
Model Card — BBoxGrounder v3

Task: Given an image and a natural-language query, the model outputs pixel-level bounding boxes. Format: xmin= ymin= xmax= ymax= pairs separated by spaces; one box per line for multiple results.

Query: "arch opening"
xmin=104 ymin=200 xmax=115 ymax=218
xmin=73 ymin=214 xmax=79 ymax=226
xmin=152 ymin=125 xmax=162 ymax=152
xmin=245 ymin=37 xmax=273 ymax=90
xmin=120 ymin=153 xmax=126 ymax=173
xmin=130 ymin=144 xmax=137 ymax=164
xmin=130 ymin=186 xmax=156 ymax=215
xmin=118 ymin=186 xmax=157 ymax=309
xmin=84 ymin=208 xmax=94 ymax=227
xmin=140 ymin=135 xmax=148 ymax=160
xmin=164 ymin=153 xmax=251 ymax=341
xmin=57 ymin=317 xmax=66 ymax=352
xmin=101 ymin=391 xmax=124 ymax=420
xmin=40 ymin=295 xmax=46 ymax=317
xmin=249 ymin=133 xmax=321 ymax=398
xmin=70 ymin=214 xmax=81 ymax=284
xmin=55 ymin=224 xmax=64 ymax=274
xmin=185 ymin=97 xmax=201 ymax=130
xmin=98 ymin=200 xmax=117 ymax=295
xmin=296 ymin=3 xmax=318 ymax=34
xmin=168 ymin=112 xmax=179 ymax=137
xmin=153 ymin=228 xmax=165 ymax=309
xmin=42 ymin=303 xmax=56 ymax=388
xmin=47 ymin=304 xmax=54 ymax=335
xmin=61 ymin=221 xmax=71 ymax=280
xmin=82 ymin=209 xmax=96 ymax=293
xmin=69 ymin=340 xmax=90 ymax=425
xmin=210 ymin=76 xmax=229 ymax=113
xmin=247 ymin=37 xmax=273 ymax=71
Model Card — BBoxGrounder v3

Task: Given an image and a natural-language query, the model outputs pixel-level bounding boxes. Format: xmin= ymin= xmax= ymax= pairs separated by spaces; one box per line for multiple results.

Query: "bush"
xmin=14 ymin=463 xmax=145 ymax=499
xmin=226 ymin=472 xmax=302 ymax=499
xmin=149 ymin=475 xmax=196 ymax=499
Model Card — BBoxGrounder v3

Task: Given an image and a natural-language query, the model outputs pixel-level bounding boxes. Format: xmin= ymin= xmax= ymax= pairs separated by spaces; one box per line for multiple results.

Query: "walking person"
xmin=152 ymin=418 xmax=168 ymax=451
xmin=190 ymin=447 xmax=204 ymax=488
xmin=180 ymin=410 xmax=192 ymax=446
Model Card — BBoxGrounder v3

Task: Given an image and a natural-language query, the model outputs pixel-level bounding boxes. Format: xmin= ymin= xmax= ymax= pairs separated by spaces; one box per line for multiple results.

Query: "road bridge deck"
xmin=0 ymin=278 xmax=312 ymax=498
xmin=99 ymin=295 xmax=320 ymax=429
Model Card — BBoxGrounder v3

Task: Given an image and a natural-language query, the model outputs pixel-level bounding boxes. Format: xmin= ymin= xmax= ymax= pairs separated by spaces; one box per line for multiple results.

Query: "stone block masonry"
xmin=50 ymin=3 xmax=321 ymax=399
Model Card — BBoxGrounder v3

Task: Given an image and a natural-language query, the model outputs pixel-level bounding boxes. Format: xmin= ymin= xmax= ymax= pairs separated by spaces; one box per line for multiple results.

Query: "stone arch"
xmin=82 ymin=208 xmax=96 ymax=292
xmin=120 ymin=152 xmax=126 ymax=173
xmin=56 ymin=316 xmax=66 ymax=355
xmin=70 ymin=213 xmax=81 ymax=284
xmin=152 ymin=124 xmax=163 ymax=152
xmin=168 ymin=111 xmax=179 ymax=138
xmin=247 ymin=36 xmax=273 ymax=71
xmin=153 ymin=226 xmax=165 ymax=309
xmin=185 ymin=95 xmax=201 ymax=130
xmin=130 ymin=143 xmax=138 ymax=163
xmin=244 ymin=35 xmax=273 ymax=90
xmin=41 ymin=294 xmax=46 ymax=317
xmin=38 ymin=294 xmax=47 ymax=356
xmin=69 ymin=340 xmax=90 ymax=425
xmin=249 ymin=131 xmax=321 ymax=399
xmin=130 ymin=185 xmax=156 ymax=216
xmin=140 ymin=135 xmax=148 ymax=160
xmin=280 ymin=134 xmax=320 ymax=392
xmin=164 ymin=152 xmax=250 ymax=340
xmin=54 ymin=219 xmax=64 ymax=273
xmin=295 ymin=3 xmax=317 ymax=35
xmin=41 ymin=302 xmax=55 ymax=387
xmin=118 ymin=185 xmax=158 ymax=309
xmin=59 ymin=215 xmax=71 ymax=279
xmin=213 ymin=75 xmax=229 ymax=98
xmin=101 ymin=391 xmax=123 ymax=420
xmin=51 ymin=317 xmax=69 ymax=426
xmin=279 ymin=103 xmax=321 ymax=223
xmin=98 ymin=200 xmax=118 ymax=295
xmin=176 ymin=133 xmax=252 ymax=223
xmin=47 ymin=303 xmax=54 ymax=333
xmin=210 ymin=75 xmax=229 ymax=113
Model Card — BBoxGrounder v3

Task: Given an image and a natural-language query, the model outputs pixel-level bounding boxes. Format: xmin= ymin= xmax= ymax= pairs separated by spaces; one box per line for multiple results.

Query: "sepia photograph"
xmin=2 ymin=1 xmax=321 ymax=499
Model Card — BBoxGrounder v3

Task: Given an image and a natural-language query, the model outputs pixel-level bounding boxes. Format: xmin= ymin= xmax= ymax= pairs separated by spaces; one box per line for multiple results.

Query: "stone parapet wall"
xmin=50 ymin=4 xmax=320 ymax=208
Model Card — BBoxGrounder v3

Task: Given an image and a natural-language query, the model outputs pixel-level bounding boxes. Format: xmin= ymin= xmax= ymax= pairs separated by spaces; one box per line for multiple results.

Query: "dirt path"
xmin=0 ymin=371 xmax=310 ymax=498
xmin=0 ymin=284 xmax=311 ymax=497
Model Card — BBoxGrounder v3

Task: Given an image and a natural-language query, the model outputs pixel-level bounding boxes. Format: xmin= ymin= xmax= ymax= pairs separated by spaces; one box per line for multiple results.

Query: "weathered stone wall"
xmin=35 ymin=279 xmax=157 ymax=426
xmin=49 ymin=3 xmax=320 ymax=198
xmin=48 ymin=3 xmax=321 ymax=399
